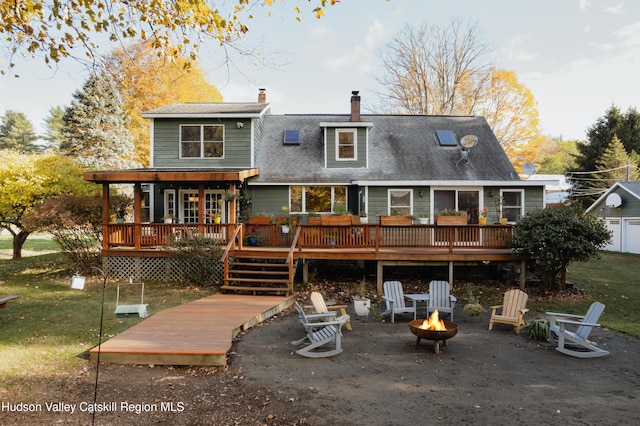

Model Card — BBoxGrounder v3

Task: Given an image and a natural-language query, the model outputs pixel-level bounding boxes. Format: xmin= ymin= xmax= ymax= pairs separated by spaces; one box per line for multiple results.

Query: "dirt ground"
xmin=3 ymin=292 xmax=640 ymax=426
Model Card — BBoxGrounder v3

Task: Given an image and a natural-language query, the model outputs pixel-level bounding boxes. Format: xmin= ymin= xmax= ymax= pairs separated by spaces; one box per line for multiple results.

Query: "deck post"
xmin=449 ymin=261 xmax=454 ymax=285
xmin=376 ymin=261 xmax=383 ymax=294
xmin=302 ymin=260 xmax=308 ymax=284
xmin=519 ymin=260 xmax=526 ymax=289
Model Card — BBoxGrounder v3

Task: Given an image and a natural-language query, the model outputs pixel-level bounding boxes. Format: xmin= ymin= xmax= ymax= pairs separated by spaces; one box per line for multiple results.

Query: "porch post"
xmin=448 ymin=261 xmax=454 ymax=285
xmin=133 ymin=183 xmax=142 ymax=250
xmin=519 ymin=260 xmax=526 ymax=290
xmin=198 ymin=184 xmax=205 ymax=235
xmin=102 ymin=184 xmax=110 ymax=251
xmin=229 ymin=183 xmax=237 ymax=224
xmin=376 ymin=261 xmax=383 ymax=294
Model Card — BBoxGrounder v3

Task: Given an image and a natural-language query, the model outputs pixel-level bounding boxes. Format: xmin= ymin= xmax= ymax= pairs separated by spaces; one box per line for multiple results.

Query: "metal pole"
xmin=89 ymin=266 xmax=107 ymax=426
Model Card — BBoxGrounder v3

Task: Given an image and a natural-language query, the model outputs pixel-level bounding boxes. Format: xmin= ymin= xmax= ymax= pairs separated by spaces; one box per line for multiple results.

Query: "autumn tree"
xmin=377 ymin=21 xmax=544 ymax=169
xmin=60 ymin=72 xmax=139 ymax=170
xmin=0 ymin=0 xmax=339 ymax=74
xmin=0 ymin=110 xmax=40 ymax=153
xmin=105 ymin=43 xmax=223 ymax=166
xmin=536 ymin=138 xmax=579 ymax=174
xmin=0 ymin=151 xmax=96 ymax=259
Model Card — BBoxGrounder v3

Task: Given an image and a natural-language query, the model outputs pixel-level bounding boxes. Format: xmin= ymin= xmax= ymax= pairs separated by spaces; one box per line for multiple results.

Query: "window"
xmin=434 ymin=189 xmax=479 ymax=222
xmin=164 ymin=190 xmax=176 ymax=220
xmin=290 ymin=186 xmax=347 ymax=213
xmin=436 ymin=130 xmax=458 ymax=146
xmin=501 ymin=190 xmax=524 ymax=222
xmin=336 ymin=129 xmax=356 ymax=160
xmin=180 ymin=125 xmax=224 ymax=158
xmin=178 ymin=191 xmax=224 ymax=223
xmin=388 ymin=189 xmax=412 ymax=216
xmin=141 ymin=184 xmax=151 ymax=222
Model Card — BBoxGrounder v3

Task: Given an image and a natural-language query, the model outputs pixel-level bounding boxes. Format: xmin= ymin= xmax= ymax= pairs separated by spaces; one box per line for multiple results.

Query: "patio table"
xmin=405 ymin=294 xmax=429 ymax=320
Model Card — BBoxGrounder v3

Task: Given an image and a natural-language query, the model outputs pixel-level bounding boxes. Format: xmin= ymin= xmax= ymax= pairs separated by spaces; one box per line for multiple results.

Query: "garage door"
xmin=623 ymin=219 xmax=640 ymax=254
xmin=605 ymin=218 xmax=621 ymax=252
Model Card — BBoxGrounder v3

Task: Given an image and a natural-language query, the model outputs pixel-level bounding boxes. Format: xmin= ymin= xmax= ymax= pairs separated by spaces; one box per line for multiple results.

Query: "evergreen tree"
xmin=61 ymin=72 xmax=139 ymax=170
xmin=0 ymin=110 xmax=40 ymax=153
xmin=593 ymin=136 xmax=638 ymax=187
xmin=43 ymin=106 xmax=67 ymax=149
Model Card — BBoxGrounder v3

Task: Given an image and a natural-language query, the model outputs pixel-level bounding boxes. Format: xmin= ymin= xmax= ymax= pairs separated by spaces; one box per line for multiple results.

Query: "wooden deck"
xmin=89 ymin=294 xmax=294 ymax=366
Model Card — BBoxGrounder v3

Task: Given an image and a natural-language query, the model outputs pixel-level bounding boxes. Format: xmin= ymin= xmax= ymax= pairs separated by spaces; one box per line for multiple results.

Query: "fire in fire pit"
xmin=409 ymin=310 xmax=458 ymax=354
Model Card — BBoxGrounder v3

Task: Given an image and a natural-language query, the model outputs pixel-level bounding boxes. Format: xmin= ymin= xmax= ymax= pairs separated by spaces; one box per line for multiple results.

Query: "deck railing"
xmin=104 ymin=223 xmax=512 ymax=252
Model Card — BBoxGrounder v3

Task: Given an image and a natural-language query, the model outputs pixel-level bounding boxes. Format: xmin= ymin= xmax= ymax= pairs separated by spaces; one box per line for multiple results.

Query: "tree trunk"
xmin=12 ymin=230 xmax=30 ymax=260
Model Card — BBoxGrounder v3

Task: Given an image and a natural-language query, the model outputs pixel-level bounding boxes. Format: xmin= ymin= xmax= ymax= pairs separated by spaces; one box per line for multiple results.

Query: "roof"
xmin=252 ymin=114 xmax=521 ymax=185
xmin=142 ymin=102 xmax=270 ymax=118
xmin=586 ymin=181 xmax=640 ymax=213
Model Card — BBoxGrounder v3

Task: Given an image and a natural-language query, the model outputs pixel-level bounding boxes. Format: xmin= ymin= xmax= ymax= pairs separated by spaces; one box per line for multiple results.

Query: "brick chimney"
xmin=350 ymin=90 xmax=361 ymax=122
xmin=258 ymin=88 xmax=266 ymax=104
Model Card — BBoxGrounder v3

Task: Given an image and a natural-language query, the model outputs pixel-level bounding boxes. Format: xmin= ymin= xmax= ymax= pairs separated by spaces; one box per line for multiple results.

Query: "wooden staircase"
xmin=221 ymin=253 xmax=296 ymax=295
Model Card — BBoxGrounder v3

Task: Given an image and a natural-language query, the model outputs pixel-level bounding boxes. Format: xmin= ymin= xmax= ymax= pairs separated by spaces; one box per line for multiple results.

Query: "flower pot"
xmin=359 ymin=217 xmax=368 ymax=224
xmin=281 ymin=224 xmax=290 ymax=234
xmin=500 ymin=217 xmax=508 ymax=225
xmin=418 ymin=217 xmax=430 ymax=225
xmin=247 ymin=236 xmax=258 ymax=246
xmin=213 ymin=216 xmax=221 ymax=224
xmin=354 ymin=298 xmax=371 ymax=317
xmin=478 ymin=217 xmax=487 ymax=225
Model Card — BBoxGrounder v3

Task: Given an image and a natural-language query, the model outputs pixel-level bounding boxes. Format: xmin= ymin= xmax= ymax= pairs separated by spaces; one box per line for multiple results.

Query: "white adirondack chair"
xmin=291 ymin=301 xmax=349 ymax=358
xmin=547 ymin=302 xmax=609 ymax=358
xmin=381 ymin=281 xmax=416 ymax=323
xmin=488 ymin=289 xmax=529 ymax=334
xmin=310 ymin=291 xmax=352 ymax=331
xmin=427 ymin=280 xmax=457 ymax=321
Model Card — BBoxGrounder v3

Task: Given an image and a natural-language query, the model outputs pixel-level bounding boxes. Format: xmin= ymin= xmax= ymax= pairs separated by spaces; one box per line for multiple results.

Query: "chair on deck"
xmin=488 ymin=289 xmax=529 ymax=334
xmin=291 ymin=301 xmax=349 ymax=358
xmin=547 ymin=302 xmax=609 ymax=358
xmin=381 ymin=281 xmax=416 ymax=323
xmin=427 ymin=280 xmax=457 ymax=321
xmin=310 ymin=292 xmax=352 ymax=331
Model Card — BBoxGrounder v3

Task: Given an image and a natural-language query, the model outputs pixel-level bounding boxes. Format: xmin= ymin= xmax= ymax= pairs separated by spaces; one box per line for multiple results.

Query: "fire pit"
xmin=409 ymin=312 xmax=458 ymax=354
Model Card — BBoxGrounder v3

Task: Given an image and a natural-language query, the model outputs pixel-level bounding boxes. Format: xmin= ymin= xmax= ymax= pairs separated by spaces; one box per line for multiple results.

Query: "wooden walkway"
xmin=89 ymin=294 xmax=294 ymax=366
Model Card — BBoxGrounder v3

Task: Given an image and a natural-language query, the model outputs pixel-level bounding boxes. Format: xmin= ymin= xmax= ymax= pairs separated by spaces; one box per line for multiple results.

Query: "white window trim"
xmin=500 ymin=189 xmax=525 ymax=223
xmin=289 ymin=185 xmax=348 ymax=214
xmin=179 ymin=124 xmax=225 ymax=159
xmin=335 ymin=128 xmax=357 ymax=161
xmin=431 ymin=187 xmax=483 ymax=217
xmin=387 ymin=188 xmax=413 ymax=216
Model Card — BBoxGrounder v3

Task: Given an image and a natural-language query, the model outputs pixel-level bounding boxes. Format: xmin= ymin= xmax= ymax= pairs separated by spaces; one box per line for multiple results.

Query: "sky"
xmin=2 ymin=0 xmax=640 ymax=141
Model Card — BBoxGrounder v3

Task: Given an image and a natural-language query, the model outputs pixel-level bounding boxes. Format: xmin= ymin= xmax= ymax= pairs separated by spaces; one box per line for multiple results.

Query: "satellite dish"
xmin=522 ymin=162 xmax=536 ymax=177
xmin=605 ymin=193 xmax=622 ymax=208
xmin=460 ymin=135 xmax=478 ymax=148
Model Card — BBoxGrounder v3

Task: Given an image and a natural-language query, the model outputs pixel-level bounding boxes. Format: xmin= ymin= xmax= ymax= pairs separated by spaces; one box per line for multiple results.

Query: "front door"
xmin=179 ymin=190 xmax=225 ymax=223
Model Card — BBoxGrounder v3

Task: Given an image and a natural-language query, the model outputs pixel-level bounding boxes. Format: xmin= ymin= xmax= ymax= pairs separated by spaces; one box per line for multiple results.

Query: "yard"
xmin=1 ymin=238 xmax=639 ymax=425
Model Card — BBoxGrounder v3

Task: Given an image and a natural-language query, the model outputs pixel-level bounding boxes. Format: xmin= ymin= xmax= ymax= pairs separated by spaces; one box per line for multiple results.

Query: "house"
xmin=85 ymin=90 xmax=553 ymax=290
xmin=586 ymin=181 xmax=640 ymax=254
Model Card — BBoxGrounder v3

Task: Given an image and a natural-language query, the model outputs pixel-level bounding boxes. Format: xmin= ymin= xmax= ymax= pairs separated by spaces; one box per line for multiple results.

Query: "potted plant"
xmin=358 ymin=211 xmax=368 ymax=224
xmin=245 ymin=224 xmax=260 ymax=246
xmin=417 ymin=212 xmax=430 ymax=224
xmin=279 ymin=205 xmax=294 ymax=233
xmin=463 ymin=287 xmax=484 ymax=319
xmin=353 ymin=277 xmax=371 ymax=317
xmin=477 ymin=207 xmax=488 ymax=225
xmin=161 ymin=214 xmax=177 ymax=224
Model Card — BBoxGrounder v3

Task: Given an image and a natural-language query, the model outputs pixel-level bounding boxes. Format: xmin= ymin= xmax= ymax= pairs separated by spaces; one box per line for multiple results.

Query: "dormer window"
xmin=180 ymin=124 xmax=224 ymax=158
xmin=336 ymin=129 xmax=357 ymax=160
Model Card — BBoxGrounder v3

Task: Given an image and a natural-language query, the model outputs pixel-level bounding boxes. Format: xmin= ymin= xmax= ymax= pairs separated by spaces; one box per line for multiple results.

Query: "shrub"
xmin=166 ymin=236 xmax=224 ymax=287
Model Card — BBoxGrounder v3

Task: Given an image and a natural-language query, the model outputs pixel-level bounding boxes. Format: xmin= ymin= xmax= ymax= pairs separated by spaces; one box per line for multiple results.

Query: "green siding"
xmin=325 ymin=127 xmax=367 ymax=169
xmin=249 ymin=186 xmax=289 ymax=218
xmin=153 ymin=118 xmax=252 ymax=167
xmin=593 ymin=187 xmax=640 ymax=218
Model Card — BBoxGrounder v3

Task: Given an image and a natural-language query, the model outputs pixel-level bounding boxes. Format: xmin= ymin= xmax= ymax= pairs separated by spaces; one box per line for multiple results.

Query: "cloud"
xmin=604 ymin=3 xmax=625 ymax=15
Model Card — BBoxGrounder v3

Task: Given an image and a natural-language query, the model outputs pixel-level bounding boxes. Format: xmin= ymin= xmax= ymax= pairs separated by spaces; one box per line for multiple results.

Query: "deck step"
xmin=219 ymin=285 xmax=290 ymax=294
xmin=228 ymin=269 xmax=290 ymax=276
xmin=223 ymin=254 xmax=297 ymax=295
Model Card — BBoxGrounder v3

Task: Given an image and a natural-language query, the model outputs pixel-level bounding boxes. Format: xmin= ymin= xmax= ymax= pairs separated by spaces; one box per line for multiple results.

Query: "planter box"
xmin=321 ymin=215 xmax=352 ymax=226
xmin=380 ymin=215 xmax=413 ymax=225
xmin=248 ymin=216 xmax=272 ymax=225
xmin=436 ymin=216 xmax=468 ymax=226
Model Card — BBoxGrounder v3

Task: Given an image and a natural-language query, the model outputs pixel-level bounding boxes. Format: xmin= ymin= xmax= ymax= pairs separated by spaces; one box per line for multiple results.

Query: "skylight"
xmin=283 ymin=129 xmax=300 ymax=145
xmin=436 ymin=130 xmax=458 ymax=146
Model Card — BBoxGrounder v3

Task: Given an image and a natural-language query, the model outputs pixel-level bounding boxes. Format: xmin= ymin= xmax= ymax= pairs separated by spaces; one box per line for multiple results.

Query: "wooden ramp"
xmin=89 ymin=294 xmax=294 ymax=366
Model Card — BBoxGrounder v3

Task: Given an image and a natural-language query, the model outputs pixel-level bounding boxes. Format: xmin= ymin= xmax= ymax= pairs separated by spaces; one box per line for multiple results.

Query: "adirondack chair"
xmin=427 ymin=280 xmax=457 ymax=321
xmin=488 ymin=289 xmax=529 ymax=334
xmin=291 ymin=301 xmax=349 ymax=358
xmin=381 ymin=281 xmax=416 ymax=323
xmin=310 ymin=292 xmax=352 ymax=331
xmin=547 ymin=302 xmax=609 ymax=358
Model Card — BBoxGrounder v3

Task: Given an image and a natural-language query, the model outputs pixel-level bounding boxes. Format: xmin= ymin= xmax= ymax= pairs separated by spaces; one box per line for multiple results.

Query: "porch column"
xmin=448 ymin=261 xmax=454 ymax=285
xmin=229 ymin=183 xmax=237 ymax=224
xmin=102 ymin=184 xmax=110 ymax=251
xmin=133 ymin=183 xmax=142 ymax=250
xmin=198 ymin=184 xmax=205 ymax=235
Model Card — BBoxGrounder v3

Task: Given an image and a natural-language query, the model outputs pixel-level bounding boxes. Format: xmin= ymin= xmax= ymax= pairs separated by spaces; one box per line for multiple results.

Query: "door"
xmin=623 ymin=219 xmax=640 ymax=254
xmin=604 ymin=218 xmax=621 ymax=252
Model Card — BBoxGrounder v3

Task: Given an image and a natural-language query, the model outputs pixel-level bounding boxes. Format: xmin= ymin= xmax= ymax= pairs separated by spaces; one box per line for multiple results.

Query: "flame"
xmin=419 ymin=309 xmax=447 ymax=331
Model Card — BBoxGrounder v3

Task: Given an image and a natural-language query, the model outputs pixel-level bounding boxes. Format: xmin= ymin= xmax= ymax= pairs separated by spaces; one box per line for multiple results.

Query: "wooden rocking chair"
xmin=547 ymin=302 xmax=609 ymax=358
xmin=488 ymin=289 xmax=529 ymax=334
xmin=427 ymin=280 xmax=457 ymax=321
xmin=381 ymin=281 xmax=416 ymax=323
xmin=291 ymin=301 xmax=349 ymax=358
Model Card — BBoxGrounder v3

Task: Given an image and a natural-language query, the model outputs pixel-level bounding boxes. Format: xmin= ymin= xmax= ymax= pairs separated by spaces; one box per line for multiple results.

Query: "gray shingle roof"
xmin=253 ymin=114 xmax=519 ymax=184
xmin=142 ymin=102 xmax=269 ymax=116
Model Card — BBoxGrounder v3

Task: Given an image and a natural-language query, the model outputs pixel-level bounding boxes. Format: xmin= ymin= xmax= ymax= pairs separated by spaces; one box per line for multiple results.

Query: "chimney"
xmin=258 ymin=88 xmax=266 ymax=104
xmin=350 ymin=90 xmax=361 ymax=122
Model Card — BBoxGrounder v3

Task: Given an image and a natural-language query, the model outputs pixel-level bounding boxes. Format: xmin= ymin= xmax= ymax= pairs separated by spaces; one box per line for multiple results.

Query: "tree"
xmin=0 ymin=0 xmax=339 ymax=74
xmin=0 ymin=151 xmax=96 ymax=259
xmin=43 ymin=106 xmax=67 ymax=149
xmin=60 ymin=72 xmax=139 ymax=170
xmin=106 ymin=43 xmax=223 ymax=166
xmin=0 ymin=110 xmax=40 ymax=153
xmin=377 ymin=21 xmax=544 ymax=168
xmin=536 ymin=138 xmax=579 ymax=174
xmin=509 ymin=204 xmax=611 ymax=291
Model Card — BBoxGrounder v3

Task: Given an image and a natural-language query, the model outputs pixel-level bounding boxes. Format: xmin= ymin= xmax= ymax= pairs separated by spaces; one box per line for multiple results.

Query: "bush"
xmin=166 ymin=236 xmax=224 ymax=287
